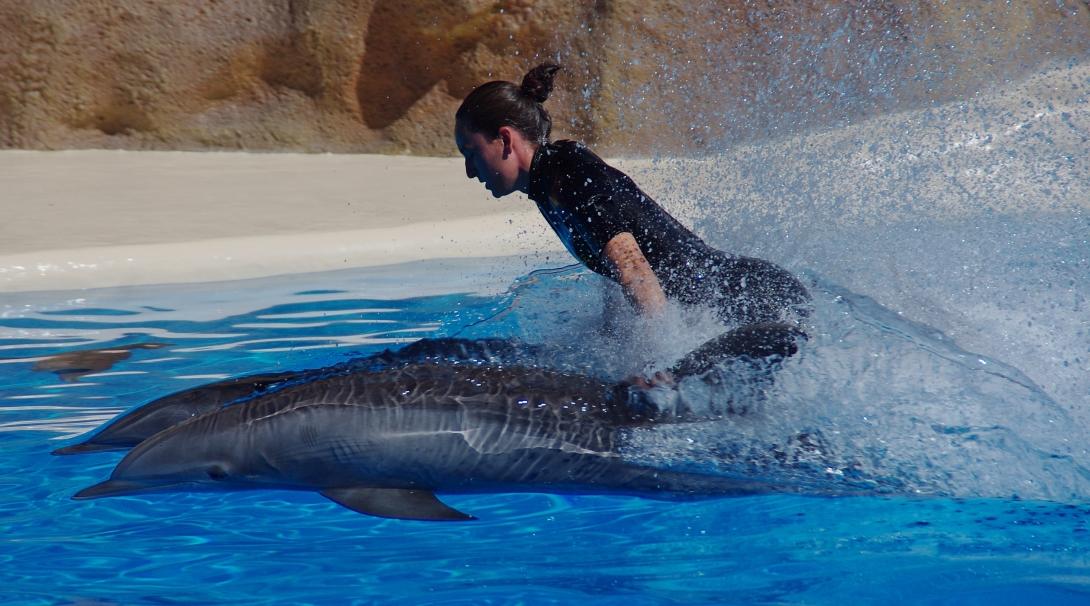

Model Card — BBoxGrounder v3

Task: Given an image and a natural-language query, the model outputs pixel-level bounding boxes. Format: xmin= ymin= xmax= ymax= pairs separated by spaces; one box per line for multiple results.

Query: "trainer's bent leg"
xmin=670 ymin=322 xmax=807 ymax=379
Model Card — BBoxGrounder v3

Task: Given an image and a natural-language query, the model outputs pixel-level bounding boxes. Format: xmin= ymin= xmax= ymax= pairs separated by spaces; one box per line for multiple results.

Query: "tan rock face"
xmin=1 ymin=0 xmax=1087 ymax=155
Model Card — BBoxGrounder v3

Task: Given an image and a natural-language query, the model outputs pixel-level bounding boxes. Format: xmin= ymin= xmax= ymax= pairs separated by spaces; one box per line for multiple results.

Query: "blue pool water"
xmin=2 ymin=254 xmax=1090 ymax=605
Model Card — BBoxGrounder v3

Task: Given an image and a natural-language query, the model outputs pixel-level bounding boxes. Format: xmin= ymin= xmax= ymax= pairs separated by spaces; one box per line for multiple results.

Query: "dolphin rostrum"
xmin=72 ymin=363 xmax=785 ymax=521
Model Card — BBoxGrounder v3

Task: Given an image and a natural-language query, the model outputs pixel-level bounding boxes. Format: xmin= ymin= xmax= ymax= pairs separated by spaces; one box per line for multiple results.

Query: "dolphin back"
xmin=51 ymin=338 xmax=559 ymax=455
xmin=51 ymin=372 xmax=294 ymax=455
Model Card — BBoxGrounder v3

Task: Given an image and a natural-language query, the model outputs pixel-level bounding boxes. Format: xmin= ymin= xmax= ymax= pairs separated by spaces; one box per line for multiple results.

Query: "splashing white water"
xmin=633 ymin=60 xmax=1089 ymax=409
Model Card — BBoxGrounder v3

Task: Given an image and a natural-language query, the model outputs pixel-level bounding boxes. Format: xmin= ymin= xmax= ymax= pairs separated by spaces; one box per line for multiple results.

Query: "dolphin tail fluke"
xmin=52 ymin=441 xmax=126 ymax=456
xmin=321 ymin=487 xmax=475 ymax=521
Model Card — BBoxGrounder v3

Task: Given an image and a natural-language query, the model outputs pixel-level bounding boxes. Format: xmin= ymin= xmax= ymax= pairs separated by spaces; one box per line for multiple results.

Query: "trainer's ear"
xmin=497 ymin=126 xmax=515 ymax=158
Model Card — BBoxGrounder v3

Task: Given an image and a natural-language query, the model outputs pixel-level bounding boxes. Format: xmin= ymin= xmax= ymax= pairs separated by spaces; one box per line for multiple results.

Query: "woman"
xmin=454 ymin=63 xmax=808 ymax=362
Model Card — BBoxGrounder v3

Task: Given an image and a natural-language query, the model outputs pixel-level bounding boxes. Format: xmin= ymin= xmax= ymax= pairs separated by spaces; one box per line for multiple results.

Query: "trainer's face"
xmin=455 ymin=121 xmax=520 ymax=198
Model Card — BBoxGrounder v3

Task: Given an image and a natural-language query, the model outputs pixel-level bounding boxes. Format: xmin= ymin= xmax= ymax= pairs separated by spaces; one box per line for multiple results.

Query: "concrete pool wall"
xmin=0 ymin=150 xmax=566 ymax=292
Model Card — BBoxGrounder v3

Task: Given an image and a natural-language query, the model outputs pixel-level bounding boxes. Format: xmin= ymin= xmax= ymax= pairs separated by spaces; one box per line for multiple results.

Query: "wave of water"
xmin=622 ymin=273 xmax=1090 ymax=501
xmin=650 ymin=59 xmax=1089 ymax=409
xmin=477 ymin=260 xmax=1089 ymax=501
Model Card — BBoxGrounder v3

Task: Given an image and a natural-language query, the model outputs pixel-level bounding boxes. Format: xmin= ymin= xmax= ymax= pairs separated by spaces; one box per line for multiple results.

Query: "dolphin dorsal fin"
xmin=320 ymin=487 xmax=475 ymax=521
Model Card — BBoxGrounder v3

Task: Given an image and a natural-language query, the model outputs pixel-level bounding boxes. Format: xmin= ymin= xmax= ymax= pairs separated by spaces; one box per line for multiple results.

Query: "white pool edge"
xmin=0 ymin=212 xmax=565 ymax=292
xmin=0 ymin=150 xmax=567 ymax=292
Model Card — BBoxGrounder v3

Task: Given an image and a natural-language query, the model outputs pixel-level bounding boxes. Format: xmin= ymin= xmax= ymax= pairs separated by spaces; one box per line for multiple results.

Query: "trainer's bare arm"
xmin=602 ymin=232 xmax=667 ymax=316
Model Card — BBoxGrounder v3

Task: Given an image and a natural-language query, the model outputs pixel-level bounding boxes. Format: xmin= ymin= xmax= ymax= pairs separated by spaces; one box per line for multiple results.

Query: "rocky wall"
xmin=1 ymin=0 xmax=1087 ymax=155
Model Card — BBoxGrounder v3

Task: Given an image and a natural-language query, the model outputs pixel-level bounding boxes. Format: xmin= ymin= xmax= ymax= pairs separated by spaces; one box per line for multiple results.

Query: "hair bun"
xmin=520 ymin=63 xmax=562 ymax=103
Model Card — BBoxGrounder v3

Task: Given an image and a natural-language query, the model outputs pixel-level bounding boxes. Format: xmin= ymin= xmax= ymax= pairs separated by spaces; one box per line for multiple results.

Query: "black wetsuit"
xmin=527 ymin=140 xmax=809 ymax=326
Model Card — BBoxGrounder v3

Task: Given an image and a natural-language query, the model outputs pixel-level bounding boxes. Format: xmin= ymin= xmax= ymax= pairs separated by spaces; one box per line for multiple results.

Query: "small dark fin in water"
xmin=355 ymin=337 xmax=550 ymax=372
xmin=320 ymin=487 xmax=475 ymax=521
xmin=72 ymin=479 xmax=150 ymax=500
xmin=52 ymin=441 xmax=128 ymax=456
xmin=671 ymin=322 xmax=807 ymax=379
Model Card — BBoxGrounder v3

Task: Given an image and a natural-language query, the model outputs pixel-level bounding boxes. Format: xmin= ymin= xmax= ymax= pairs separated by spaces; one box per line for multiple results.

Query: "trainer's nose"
xmin=465 ymin=157 xmax=476 ymax=179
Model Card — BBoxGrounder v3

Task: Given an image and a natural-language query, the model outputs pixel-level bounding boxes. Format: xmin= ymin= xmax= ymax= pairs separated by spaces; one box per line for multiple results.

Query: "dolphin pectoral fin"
xmin=320 ymin=487 xmax=475 ymax=521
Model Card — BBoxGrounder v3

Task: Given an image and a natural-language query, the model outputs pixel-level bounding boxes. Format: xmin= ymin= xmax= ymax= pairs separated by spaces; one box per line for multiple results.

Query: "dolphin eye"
xmin=206 ymin=466 xmax=228 ymax=480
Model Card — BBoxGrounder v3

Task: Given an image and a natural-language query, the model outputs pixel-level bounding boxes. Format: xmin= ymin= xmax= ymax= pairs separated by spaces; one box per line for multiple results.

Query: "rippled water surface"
xmin=2 ymin=253 xmax=1089 ymax=605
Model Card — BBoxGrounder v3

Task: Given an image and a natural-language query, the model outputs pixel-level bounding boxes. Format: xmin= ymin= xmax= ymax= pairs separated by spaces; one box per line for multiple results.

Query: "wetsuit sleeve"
xmin=560 ymin=158 xmax=647 ymax=258
xmin=570 ymin=192 xmax=633 ymax=256
xmin=542 ymin=142 xmax=649 ymax=268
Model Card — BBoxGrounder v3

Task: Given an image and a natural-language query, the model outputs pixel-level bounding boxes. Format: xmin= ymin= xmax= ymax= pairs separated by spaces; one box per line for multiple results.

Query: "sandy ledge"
xmin=0 ymin=150 xmax=565 ymax=292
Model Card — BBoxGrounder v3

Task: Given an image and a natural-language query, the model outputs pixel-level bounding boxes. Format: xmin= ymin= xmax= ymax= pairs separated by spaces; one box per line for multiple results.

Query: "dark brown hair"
xmin=456 ymin=63 xmax=562 ymax=145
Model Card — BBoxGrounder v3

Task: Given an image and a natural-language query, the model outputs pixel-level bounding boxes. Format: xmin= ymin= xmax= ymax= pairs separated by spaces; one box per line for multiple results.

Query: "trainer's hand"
xmin=624 ymin=370 xmax=676 ymax=389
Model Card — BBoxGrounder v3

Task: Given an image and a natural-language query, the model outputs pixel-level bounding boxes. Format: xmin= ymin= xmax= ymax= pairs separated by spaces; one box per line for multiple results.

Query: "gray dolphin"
xmin=52 ymin=338 xmax=559 ymax=456
xmin=53 ymin=327 xmax=801 ymax=457
xmin=72 ymin=363 xmax=782 ymax=521
xmin=51 ymin=372 xmax=296 ymax=455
